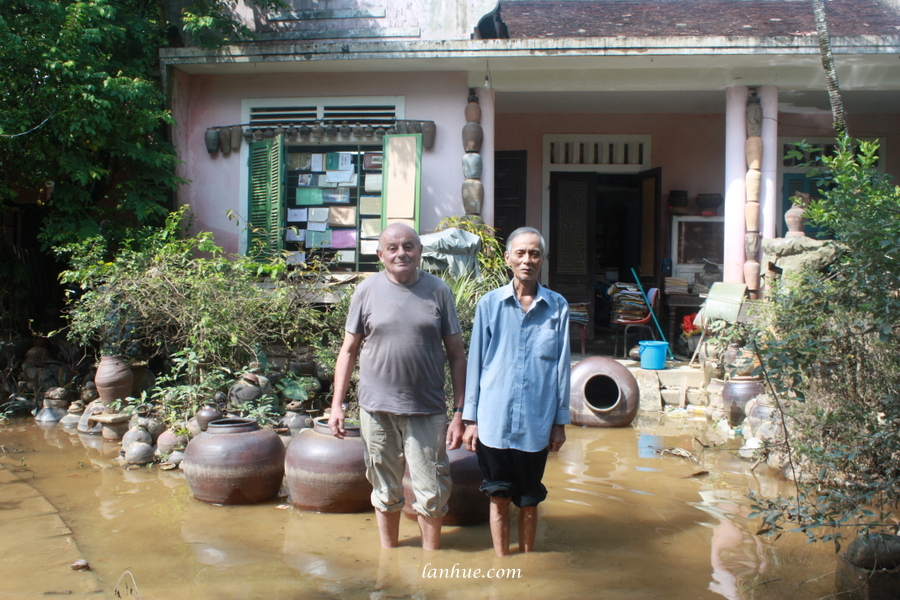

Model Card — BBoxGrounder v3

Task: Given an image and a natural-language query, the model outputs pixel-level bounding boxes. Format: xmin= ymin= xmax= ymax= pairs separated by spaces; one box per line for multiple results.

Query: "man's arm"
xmin=328 ymin=330 xmax=363 ymax=439
xmin=444 ymin=331 xmax=466 ymax=450
xmin=462 ymin=299 xmax=488 ymax=453
xmin=550 ymin=299 xmax=572 ymax=450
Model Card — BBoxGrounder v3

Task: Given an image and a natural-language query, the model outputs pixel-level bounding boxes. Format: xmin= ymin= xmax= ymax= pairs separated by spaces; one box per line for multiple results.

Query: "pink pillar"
xmin=724 ymin=86 xmax=748 ymax=283
xmin=759 ymin=86 xmax=779 ymax=241
xmin=478 ymin=87 xmax=495 ymax=227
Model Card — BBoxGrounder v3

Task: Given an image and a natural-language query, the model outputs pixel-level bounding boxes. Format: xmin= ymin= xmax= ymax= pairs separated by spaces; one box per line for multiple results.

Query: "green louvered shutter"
xmin=247 ymin=135 xmax=284 ymax=258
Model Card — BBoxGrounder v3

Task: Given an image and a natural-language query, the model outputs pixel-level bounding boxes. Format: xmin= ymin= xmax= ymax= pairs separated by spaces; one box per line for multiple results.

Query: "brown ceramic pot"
xmin=156 ymin=428 xmax=188 ymax=455
xmin=722 ymin=377 xmax=765 ymax=428
xmin=785 ymin=204 xmax=808 ymax=238
xmin=746 ymin=169 xmax=762 ymax=204
xmin=195 ymin=401 xmax=225 ymax=432
xmin=401 ymin=446 xmax=489 ymax=526
xmin=462 ymin=179 xmax=484 ymax=214
xmin=182 ymin=418 xmax=285 ymax=505
xmin=464 ymin=96 xmax=481 ymax=123
xmin=462 ymin=122 xmax=483 ymax=153
xmin=569 ymin=357 xmax=640 ymax=427
xmin=94 ymin=355 xmax=133 ymax=406
xmin=284 ymin=417 xmax=371 ymax=513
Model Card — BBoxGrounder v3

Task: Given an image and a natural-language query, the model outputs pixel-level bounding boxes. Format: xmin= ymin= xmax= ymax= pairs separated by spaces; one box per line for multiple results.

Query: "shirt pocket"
xmin=534 ymin=327 xmax=560 ymax=361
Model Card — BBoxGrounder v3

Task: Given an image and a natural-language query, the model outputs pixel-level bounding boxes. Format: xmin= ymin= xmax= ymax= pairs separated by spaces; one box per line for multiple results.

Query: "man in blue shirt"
xmin=462 ymin=227 xmax=571 ymax=556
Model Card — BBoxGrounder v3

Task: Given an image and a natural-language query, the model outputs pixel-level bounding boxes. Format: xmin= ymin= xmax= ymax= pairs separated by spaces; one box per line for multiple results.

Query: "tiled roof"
xmin=500 ymin=0 xmax=900 ymax=38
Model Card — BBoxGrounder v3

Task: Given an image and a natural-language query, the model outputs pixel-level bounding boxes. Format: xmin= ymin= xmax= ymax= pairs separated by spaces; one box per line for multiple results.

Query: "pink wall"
xmin=170 ymin=70 xmax=479 ymax=254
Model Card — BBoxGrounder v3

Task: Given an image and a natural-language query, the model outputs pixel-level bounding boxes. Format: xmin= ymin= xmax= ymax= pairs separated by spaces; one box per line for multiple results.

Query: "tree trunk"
xmin=812 ymin=0 xmax=847 ymax=138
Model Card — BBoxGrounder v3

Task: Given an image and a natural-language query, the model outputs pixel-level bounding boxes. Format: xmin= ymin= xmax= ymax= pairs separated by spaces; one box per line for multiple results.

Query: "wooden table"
xmin=666 ymin=293 xmax=705 ymax=343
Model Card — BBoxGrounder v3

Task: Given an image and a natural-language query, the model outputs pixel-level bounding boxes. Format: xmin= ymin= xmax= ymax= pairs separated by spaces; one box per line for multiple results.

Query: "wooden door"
xmin=638 ymin=167 xmax=662 ymax=288
xmin=493 ymin=150 xmax=527 ymax=245
xmin=550 ymin=172 xmax=597 ymax=338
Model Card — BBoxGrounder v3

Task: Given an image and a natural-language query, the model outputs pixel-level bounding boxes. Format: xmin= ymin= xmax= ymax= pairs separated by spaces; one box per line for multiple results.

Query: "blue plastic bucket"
xmin=639 ymin=341 xmax=668 ymax=370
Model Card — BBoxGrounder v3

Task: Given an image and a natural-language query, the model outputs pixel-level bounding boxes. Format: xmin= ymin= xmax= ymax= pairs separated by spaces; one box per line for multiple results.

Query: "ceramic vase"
xmin=722 ymin=377 xmax=765 ymax=428
xmin=230 ymin=126 xmax=242 ymax=151
xmin=462 ymin=153 xmax=483 ymax=179
xmin=182 ymin=418 xmax=286 ymax=505
xmin=569 ymin=357 xmax=640 ymax=427
xmin=204 ymin=128 xmax=219 ymax=153
xmin=745 ymin=169 xmax=761 ymax=204
xmin=464 ymin=96 xmax=482 ymax=123
xmin=284 ymin=418 xmax=371 ymax=513
xmin=421 ymin=121 xmax=436 ymax=149
xmin=462 ymin=179 xmax=484 ymax=214
xmin=462 ymin=123 xmax=483 ymax=153
xmin=195 ymin=402 xmax=225 ymax=432
xmin=746 ymin=95 xmax=763 ymax=136
xmin=744 ymin=260 xmax=761 ymax=292
xmin=745 ymin=136 xmax=763 ymax=170
xmin=217 ymin=128 xmax=231 ymax=155
xmin=94 ymin=355 xmax=133 ymax=406
xmin=744 ymin=232 xmax=760 ymax=258
xmin=785 ymin=204 xmax=808 ymax=238
xmin=744 ymin=200 xmax=760 ymax=232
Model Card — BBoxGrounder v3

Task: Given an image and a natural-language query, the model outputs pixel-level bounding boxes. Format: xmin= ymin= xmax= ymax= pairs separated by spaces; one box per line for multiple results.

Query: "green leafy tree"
xmin=0 ymin=0 xmax=181 ymax=246
xmin=0 ymin=0 xmax=280 ymax=247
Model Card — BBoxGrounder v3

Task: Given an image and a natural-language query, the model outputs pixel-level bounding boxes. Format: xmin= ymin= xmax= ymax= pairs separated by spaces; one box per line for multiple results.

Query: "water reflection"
xmin=0 ymin=418 xmax=838 ymax=600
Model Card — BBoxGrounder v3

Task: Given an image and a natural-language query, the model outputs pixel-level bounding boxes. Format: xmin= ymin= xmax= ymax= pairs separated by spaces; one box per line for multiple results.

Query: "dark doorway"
xmin=550 ymin=172 xmax=597 ymax=336
xmin=493 ymin=150 xmax=527 ymax=245
xmin=550 ymin=169 xmax=662 ymax=336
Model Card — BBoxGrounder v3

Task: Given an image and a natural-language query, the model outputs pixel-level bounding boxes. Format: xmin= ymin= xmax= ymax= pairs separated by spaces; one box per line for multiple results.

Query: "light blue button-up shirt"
xmin=462 ymin=281 xmax=571 ymax=452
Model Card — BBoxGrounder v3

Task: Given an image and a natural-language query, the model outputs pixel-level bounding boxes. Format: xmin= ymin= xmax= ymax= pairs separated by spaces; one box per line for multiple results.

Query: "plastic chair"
xmin=612 ymin=287 xmax=659 ymax=357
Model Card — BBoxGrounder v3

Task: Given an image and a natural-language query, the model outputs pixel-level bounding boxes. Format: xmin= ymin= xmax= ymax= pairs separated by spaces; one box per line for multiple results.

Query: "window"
xmin=242 ymin=97 xmax=422 ymax=271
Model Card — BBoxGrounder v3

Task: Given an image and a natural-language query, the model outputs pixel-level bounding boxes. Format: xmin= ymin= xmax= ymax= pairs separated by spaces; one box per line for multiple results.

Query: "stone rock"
xmin=845 ymin=533 xmax=900 ymax=570
xmin=633 ymin=369 xmax=662 ymax=412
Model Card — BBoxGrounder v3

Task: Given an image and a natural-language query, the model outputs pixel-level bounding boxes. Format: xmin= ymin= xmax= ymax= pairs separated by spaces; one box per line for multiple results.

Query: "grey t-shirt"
xmin=345 ymin=270 xmax=461 ymax=415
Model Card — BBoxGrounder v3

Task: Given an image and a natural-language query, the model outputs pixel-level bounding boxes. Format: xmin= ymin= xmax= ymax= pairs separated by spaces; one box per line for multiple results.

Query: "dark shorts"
xmin=475 ymin=439 xmax=549 ymax=508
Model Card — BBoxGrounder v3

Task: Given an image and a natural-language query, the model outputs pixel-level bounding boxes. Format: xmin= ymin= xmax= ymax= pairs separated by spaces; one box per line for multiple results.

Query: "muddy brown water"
xmin=1 ymin=411 xmax=837 ymax=600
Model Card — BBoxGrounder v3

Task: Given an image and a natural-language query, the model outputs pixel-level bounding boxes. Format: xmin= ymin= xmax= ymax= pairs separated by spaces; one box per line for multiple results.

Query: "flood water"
xmin=0 ymin=410 xmax=838 ymax=600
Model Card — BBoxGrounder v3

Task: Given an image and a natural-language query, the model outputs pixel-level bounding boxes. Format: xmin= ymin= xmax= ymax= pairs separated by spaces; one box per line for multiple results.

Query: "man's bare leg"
xmin=489 ymin=497 xmax=512 ymax=557
xmin=518 ymin=506 xmax=538 ymax=553
xmin=417 ymin=515 xmax=442 ymax=551
xmin=376 ymin=509 xmax=401 ymax=548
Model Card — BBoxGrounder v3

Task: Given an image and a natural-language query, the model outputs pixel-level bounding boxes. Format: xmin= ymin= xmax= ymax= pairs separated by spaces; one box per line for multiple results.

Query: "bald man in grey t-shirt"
xmin=329 ymin=223 xmax=466 ymax=551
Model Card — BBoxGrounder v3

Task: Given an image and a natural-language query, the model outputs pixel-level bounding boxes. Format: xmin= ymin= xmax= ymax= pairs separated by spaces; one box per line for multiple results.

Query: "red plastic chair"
xmin=612 ymin=287 xmax=659 ymax=357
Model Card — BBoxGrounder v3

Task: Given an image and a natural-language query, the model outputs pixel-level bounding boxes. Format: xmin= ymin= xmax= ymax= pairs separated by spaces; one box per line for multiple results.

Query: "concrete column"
xmin=759 ymin=86 xmax=779 ymax=240
xmin=479 ymin=87 xmax=495 ymax=228
xmin=724 ymin=86 xmax=748 ymax=283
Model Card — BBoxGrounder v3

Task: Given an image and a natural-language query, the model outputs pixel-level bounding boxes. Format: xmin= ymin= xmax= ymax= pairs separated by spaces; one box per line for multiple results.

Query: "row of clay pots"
xmin=182 ymin=417 xmax=489 ymax=526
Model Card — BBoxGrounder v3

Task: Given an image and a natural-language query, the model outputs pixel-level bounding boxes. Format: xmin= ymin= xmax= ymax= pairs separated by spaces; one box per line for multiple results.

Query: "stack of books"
xmin=568 ymin=302 xmax=590 ymax=325
xmin=610 ymin=285 xmax=649 ymax=321
xmin=665 ymin=277 xmax=690 ymax=294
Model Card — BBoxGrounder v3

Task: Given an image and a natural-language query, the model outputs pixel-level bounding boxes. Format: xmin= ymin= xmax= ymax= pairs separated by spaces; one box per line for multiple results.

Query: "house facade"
xmin=160 ymin=0 xmax=900 ymax=335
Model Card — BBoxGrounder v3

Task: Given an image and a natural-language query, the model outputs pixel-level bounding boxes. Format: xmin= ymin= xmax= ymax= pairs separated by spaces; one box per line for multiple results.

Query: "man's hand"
xmin=548 ymin=424 xmax=566 ymax=452
xmin=462 ymin=423 xmax=478 ymax=453
xmin=328 ymin=405 xmax=346 ymax=439
xmin=446 ymin=411 xmax=464 ymax=450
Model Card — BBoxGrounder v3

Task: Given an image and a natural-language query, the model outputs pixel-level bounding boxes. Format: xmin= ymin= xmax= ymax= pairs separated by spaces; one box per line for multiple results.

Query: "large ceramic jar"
xmin=284 ymin=417 xmax=371 ymax=513
xmin=569 ymin=357 xmax=640 ymax=427
xmin=94 ymin=355 xmax=133 ymax=406
xmin=722 ymin=377 xmax=765 ymax=428
xmin=402 ymin=446 xmax=488 ymax=526
xmin=182 ymin=418 xmax=285 ymax=505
